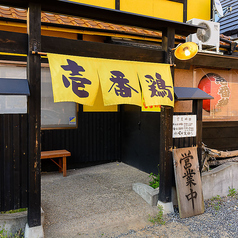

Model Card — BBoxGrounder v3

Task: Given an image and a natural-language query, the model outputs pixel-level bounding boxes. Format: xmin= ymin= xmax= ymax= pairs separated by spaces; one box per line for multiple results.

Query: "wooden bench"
xmin=41 ymin=150 xmax=71 ymax=177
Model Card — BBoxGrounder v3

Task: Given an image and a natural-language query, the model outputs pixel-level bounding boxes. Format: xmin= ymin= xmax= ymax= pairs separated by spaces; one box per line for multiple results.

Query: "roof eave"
xmin=0 ymin=0 xmax=200 ymax=36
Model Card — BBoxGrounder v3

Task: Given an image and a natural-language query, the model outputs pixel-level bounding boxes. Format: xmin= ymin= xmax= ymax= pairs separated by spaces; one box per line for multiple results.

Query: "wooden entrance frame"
xmin=0 ymin=0 xmax=199 ymax=227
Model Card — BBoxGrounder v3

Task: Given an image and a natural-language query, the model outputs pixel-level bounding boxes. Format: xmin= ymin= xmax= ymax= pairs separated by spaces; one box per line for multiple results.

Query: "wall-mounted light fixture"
xmin=174 ymin=42 xmax=198 ymax=60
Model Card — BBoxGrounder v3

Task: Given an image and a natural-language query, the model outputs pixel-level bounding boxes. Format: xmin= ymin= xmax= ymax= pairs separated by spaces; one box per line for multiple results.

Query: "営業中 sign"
xmin=173 ymin=147 xmax=204 ymax=218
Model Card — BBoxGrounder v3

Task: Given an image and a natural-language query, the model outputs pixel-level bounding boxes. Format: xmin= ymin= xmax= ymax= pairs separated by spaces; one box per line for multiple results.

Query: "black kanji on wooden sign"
xmin=173 ymin=147 xmax=204 ymax=218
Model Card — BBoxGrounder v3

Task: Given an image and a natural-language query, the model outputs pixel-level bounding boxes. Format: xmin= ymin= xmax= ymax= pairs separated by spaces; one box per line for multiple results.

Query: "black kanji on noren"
xmin=61 ymin=59 xmax=92 ymax=98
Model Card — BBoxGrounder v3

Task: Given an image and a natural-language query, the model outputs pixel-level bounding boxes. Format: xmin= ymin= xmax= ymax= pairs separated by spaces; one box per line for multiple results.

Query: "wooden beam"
xmin=175 ymin=53 xmax=238 ymax=70
xmin=0 ymin=31 xmax=27 ymax=55
xmin=168 ymin=0 xmax=185 ymax=3
xmin=158 ymin=27 xmax=175 ymax=203
xmin=3 ymin=31 xmax=238 ymax=70
xmin=0 ymin=31 xmax=164 ymax=63
xmin=193 ymin=53 xmax=238 ymax=69
xmin=203 ymin=121 xmax=238 ymax=128
xmin=0 ymin=0 xmax=28 ymax=8
xmin=27 ymin=2 xmax=41 ymax=227
xmin=41 ymin=35 xmax=164 ymax=62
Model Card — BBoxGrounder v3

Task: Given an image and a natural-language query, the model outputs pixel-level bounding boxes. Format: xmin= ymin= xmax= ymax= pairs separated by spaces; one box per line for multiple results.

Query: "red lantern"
xmin=198 ymin=73 xmax=230 ymax=112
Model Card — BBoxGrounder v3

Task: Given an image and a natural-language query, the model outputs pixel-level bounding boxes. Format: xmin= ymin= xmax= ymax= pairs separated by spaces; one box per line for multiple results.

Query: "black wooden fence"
xmin=41 ymin=111 xmax=121 ymax=170
xmin=0 ymin=110 xmax=120 ymax=211
xmin=0 ymin=114 xmax=28 ymax=211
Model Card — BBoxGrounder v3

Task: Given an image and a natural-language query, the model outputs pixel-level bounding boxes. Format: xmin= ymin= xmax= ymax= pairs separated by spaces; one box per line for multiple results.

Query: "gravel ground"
xmin=42 ymin=162 xmax=159 ymax=238
xmin=106 ymin=195 xmax=238 ymax=238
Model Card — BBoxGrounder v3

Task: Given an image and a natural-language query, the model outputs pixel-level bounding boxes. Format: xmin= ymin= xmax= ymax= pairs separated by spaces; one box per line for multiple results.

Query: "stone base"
xmin=133 ymin=183 xmax=159 ymax=206
xmin=0 ymin=208 xmax=44 ymax=237
xmin=24 ymin=224 xmax=44 ymax=238
xmin=0 ymin=210 xmax=27 ymax=237
xmin=157 ymin=201 xmax=174 ymax=214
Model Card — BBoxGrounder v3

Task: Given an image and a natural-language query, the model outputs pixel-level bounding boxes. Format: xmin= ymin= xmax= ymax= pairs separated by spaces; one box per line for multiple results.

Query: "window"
xmin=0 ymin=63 xmax=77 ymax=128
xmin=174 ymin=67 xmax=238 ymax=121
xmin=41 ymin=67 xmax=77 ymax=129
xmin=0 ymin=64 xmax=28 ymax=114
xmin=194 ymin=68 xmax=238 ymax=122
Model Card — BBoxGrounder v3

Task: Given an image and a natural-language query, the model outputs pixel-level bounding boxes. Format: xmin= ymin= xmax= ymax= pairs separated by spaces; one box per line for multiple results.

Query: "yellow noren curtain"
xmin=47 ymin=53 xmax=174 ymax=108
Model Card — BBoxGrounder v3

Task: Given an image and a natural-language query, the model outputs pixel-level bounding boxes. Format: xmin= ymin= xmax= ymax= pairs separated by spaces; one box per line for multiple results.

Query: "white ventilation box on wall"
xmin=186 ymin=18 xmax=221 ymax=54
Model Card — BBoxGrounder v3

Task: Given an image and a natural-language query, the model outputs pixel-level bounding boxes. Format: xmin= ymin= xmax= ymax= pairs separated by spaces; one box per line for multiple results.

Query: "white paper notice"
xmin=173 ymin=115 xmax=197 ymax=138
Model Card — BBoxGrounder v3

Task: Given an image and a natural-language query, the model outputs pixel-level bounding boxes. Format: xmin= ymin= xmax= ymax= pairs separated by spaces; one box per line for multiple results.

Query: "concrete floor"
xmin=41 ymin=162 xmax=159 ymax=238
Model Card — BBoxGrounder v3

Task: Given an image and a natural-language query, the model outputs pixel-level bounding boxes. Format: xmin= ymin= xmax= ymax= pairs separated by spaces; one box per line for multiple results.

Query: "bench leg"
xmin=58 ymin=158 xmax=63 ymax=173
xmin=63 ymin=156 xmax=67 ymax=177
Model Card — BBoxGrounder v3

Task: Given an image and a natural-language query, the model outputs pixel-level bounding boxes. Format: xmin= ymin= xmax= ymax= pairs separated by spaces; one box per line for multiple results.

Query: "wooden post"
xmin=183 ymin=0 xmax=187 ymax=23
xmin=158 ymin=27 xmax=175 ymax=203
xmin=193 ymin=99 xmax=203 ymax=172
xmin=27 ymin=2 xmax=41 ymax=227
xmin=115 ymin=0 xmax=120 ymax=10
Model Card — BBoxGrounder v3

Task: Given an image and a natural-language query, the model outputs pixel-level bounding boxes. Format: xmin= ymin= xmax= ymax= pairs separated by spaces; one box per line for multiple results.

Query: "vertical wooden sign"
xmin=173 ymin=147 xmax=204 ymax=218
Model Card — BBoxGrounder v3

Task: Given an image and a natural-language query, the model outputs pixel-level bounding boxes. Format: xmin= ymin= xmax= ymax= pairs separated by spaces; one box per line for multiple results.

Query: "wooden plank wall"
xmin=41 ymin=110 xmax=120 ymax=170
xmin=203 ymin=121 xmax=238 ymax=151
xmin=0 ymin=114 xmax=28 ymax=211
xmin=173 ymin=135 xmax=196 ymax=149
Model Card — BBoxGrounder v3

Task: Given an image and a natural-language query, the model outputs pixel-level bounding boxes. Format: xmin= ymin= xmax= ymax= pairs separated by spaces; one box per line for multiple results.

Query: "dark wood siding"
xmin=121 ymin=105 xmax=161 ymax=175
xmin=41 ymin=110 xmax=120 ymax=170
xmin=0 ymin=114 xmax=28 ymax=211
xmin=203 ymin=121 xmax=238 ymax=151
xmin=173 ymin=136 xmax=196 ymax=148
